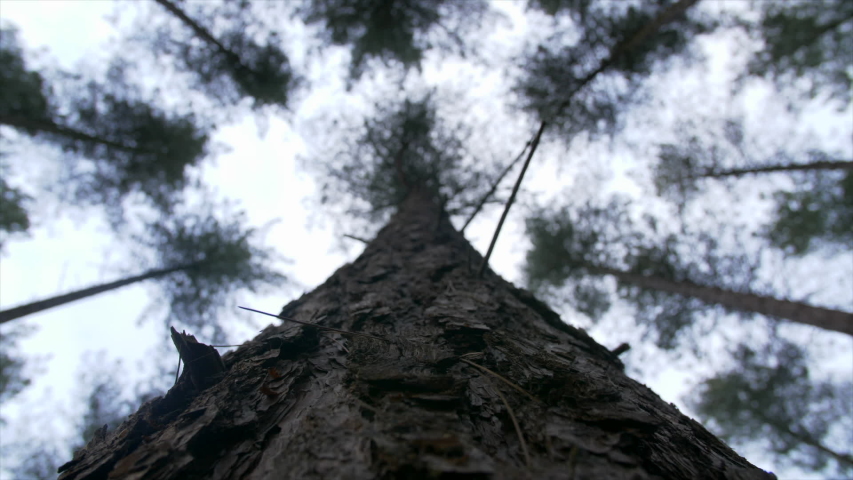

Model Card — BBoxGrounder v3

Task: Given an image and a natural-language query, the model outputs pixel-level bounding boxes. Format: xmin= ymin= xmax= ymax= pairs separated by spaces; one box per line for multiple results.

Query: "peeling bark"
xmin=58 ymin=189 xmax=775 ymax=480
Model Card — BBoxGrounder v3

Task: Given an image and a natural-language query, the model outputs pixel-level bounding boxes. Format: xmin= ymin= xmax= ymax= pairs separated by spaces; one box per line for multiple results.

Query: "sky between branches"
xmin=0 ymin=1 xmax=850 ymax=478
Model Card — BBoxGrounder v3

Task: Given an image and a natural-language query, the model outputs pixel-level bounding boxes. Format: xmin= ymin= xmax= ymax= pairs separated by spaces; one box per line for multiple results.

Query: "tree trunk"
xmin=700 ymin=160 xmax=853 ymax=179
xmin=0 ymin=115 xmax=150 ymax=154
xmin=753 ymin=410 xmax=853 ymax=468
xmin=0 ymin=263 xmax=197 ymax=324
xmin=597 ymin=266 xmax=853 ymax=336
xmin=56 ymin=189 xmax=774 ymax=480
xmin=153 ymin=0 xmax=249 ymax=71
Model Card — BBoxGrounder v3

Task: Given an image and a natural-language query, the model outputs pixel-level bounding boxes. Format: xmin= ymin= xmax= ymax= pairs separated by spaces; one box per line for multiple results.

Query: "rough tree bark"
xmin=57 ymin=189 xmax=775 ymax=479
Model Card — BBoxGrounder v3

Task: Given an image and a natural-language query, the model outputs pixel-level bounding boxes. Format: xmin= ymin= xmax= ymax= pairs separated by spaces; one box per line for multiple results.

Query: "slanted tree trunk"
xmin=699 ymin=160 xmax=853 ymax=179
xmin=596 ymin=265 xmax=853 ymax=336
xmin=153 ymin=0 xmax=249 ymax=71
xmin=752 ymin=410 xmax=853 ymax=468
xmin=0 ymin=263 xmax=198 ymax=324
xmin=0 ymin=115 xmax=150 ymax=154
xmin=57 ymin=189 xmax=774 ymax=479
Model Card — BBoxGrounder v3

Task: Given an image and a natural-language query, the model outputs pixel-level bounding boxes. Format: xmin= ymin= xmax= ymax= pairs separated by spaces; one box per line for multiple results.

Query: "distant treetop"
xmin=299 ymin=0 xmax=491 ymax=84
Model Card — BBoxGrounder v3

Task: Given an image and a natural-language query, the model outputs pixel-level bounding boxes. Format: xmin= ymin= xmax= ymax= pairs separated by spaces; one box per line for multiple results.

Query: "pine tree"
xmin=514 ymin=0 xmax=713 ymax=143
xmin=0 ymin=26 xmax=212 ymax=225
xmin=55 ymin=185 xmax=774 ymax=479
xmin=146 ymin=0 xmax=299 ymax=109
xmin=653 ymin=119 xmax=853 ymax=255
xmin=298 ymin=0 xmax=491 ymax=85
xmin=524 ymin=200 xmax=853 ymax=341
xmin=0 ymin=165 xmax=31 ymax=251
xmin=689 ymin=341 xmax=853 ymax=476
xmin=4 ymin=353 xmax=145 ymax=479
xmin=764 ymin=169 xmax=853 ymax=256
xmin=54 ymin=49 xmax=771 ymax=475
xmin=742 ymin=0 xmax=853 ymax=106
xmin=6 ymin=0 xmax=845 ymax=477
xmin=0 ymin=324 xmax=32 ymax=419
xmin=0 ymin=264 xmax=198 ymax=325
xmin=0 ymin=205 xmax=285 ymax=341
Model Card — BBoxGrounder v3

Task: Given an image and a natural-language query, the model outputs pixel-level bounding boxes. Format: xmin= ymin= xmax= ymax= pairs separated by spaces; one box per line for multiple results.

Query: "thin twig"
xmin=174 ymin=355 xmax=182 ymax=385
xmin=547 ymin=0 xmax=700 ymax=123
xmin=328 ymin=336 xmax=350 ymax=353
xmin=460 ymin=140 xmax=531 ymax=235
xmin=344 ymin=234 xmax=370 ymax=244
xmin=567 ymin=445 xmax=579 ymax=479
xmin=458 ymin=357 xmax=537 ymax=402
xmin=610 ymin=343 xmax=630 ymax=356
xmin=494 ymin=384 xmax=531 ymax=468
xmin=478 ymin=123 xmax=546 ymax=277
xmin=472 ymin=0 xmax=702 ymax=278
xmin=239 ymin=306 xmax=388 ymax=342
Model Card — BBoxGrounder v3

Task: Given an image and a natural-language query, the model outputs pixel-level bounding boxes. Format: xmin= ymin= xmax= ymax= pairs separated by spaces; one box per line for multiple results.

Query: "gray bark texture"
xmin=57 ymin=189 xmax=776 ymax=480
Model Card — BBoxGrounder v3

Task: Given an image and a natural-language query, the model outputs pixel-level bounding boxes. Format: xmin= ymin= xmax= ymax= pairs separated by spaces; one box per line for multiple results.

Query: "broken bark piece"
xmin=170 ymin=326 xmax=227 ymax=390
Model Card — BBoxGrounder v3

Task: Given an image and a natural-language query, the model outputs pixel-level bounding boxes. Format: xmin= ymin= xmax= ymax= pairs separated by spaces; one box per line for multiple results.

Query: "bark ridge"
xmin=58 ymin=191 xmax=775 ymax=480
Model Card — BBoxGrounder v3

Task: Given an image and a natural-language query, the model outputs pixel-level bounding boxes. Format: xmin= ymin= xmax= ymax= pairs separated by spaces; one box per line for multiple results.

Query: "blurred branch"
xmin=461 ymin=140 xmax=531 ymax=234
xmin=478 ymin=123 xmax=545 ymax=277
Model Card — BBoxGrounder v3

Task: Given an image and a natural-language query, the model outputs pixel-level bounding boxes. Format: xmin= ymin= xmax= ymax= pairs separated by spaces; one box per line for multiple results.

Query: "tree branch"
xmin=461 ymin=140 xmax=531 ymax=234
xmin=478 ymin=123 xmax=546 ymax=277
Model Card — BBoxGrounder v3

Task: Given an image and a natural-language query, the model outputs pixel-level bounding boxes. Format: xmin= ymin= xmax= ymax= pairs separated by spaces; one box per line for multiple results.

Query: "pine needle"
xmin=239 ymin=306 xmax=388 ymax=342
xmin=458 ymin=357 xmax=537 ymax=402
xmin=494 ymin=384 xmax=531 ymax=468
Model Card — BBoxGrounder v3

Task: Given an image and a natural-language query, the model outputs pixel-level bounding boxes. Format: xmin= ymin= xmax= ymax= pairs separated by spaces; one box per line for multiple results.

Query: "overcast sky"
xmin=0 ymin=0 xmax=543 ymax=458
xmin=1 ymin=2 xmax=850 ymax=479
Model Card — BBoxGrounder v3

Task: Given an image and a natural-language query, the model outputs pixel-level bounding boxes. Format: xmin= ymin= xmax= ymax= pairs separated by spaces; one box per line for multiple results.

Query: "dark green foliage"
xmin=526 ymin=0 xmax=593 ymax=20
xmin=0 ymin=168 xmax=31 ymax=249
xmin=514 ymin=44 xmax=628 ymax=140
xmin=524 ymin=200 xmax=758 ymax=349
xmin=689 ymin=341 xmax=853 ymax=475
xmin=72 ymin=353 xmax=135 ymax=452
xmin=605 ymin=2 xmax=707 ymax=75
xmin=55 ymin=67 xmax=211 ymax=222
xmin=765 ymin=170 xmax=853 ymax=256
xmin=745 ymin=0 xmax=853 ymax=105
xmin=3 ymin=443 xmax=62 ymax=480
xmin=299 ymin=0 xmax=490 ymax=83
xmin=0 ymin=30 xmax=211 ymax=225
xmin=311 ymin=93 xmax=503 ymax=225
xmin=524 ymin=199 xmax=633 ymax=292
xmin=149 ymin=0 xmax=299 ymax=109
xmin=653 ymin=119 xmax=853 ymax=255
xmin=653 ymin=116 xmax=760 ymax=210
xmin=136 ymin=202 xmax=287 ymax=342
xmin=524 ymin=200 xmax=646 ymax=332
xmin=0 ymin=26 xmax=52 ymax=123
xmin=513 ymin=0 xmax=711 ymax=141
xmin=653 ymin=133 xmax=713 ymax=207
xmin=0 ymin=325 xmax=31 ymax=411
xmin=652 ymin=118 xmax=853 ymax=256
xmin=3 ymin=353 xmax=139 ymax=479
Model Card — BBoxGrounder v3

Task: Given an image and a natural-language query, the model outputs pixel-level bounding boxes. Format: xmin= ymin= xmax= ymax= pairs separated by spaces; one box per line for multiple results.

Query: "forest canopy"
xmin=0 ymin=0 xmax=850 ymax=478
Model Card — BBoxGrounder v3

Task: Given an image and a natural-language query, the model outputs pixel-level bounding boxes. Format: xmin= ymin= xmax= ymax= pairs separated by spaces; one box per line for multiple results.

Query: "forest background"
xmin=0 ymin=0 xmax=850 ymax=478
